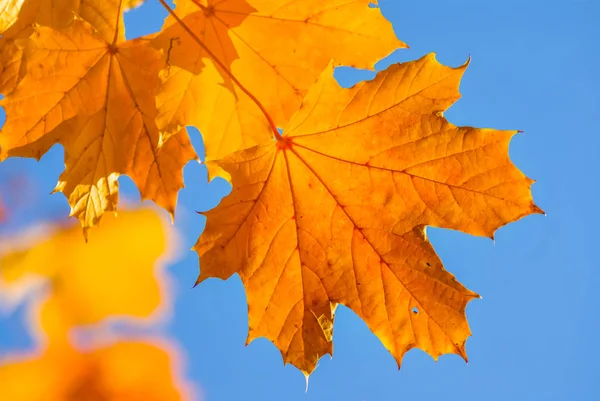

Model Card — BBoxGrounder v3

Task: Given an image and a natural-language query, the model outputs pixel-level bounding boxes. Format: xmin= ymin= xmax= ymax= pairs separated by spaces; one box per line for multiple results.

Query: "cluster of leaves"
xmin=0 ymin=209 xmax=193 ymax=400
xmin=0 ymin=0 xmax=541 ymax=376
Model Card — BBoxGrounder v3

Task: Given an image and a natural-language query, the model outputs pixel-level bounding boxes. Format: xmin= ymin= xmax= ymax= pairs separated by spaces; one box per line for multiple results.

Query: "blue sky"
xmin=1 ymin=0 xmax=599 ymax=400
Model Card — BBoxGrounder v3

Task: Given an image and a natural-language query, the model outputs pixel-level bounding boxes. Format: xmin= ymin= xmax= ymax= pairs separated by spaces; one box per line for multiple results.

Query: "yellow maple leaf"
xmin=1 ymin=0 xmax=86 ymax=35
xmin=0 ymin=0 xmax=197 ymax=232
xmin=0 ymin=341 xmax=192 ymax=400
xmin=0 ymin=36 xmax=25 ymax=94
xmin=194 ymin=54 xmax=543 ymax=375
xmin=75 ymin=0 xmax=146 ymax=42
xmin=0 ymin=0 xmax=132 ymax=95
xmin=0 ymin=0 xmax=151 ymax=114
xmin=152 ymin=0 xmax=405 ymax=170
xmin=0 ymin=0 xmax=39 ymax=95
xmin=1 ymin=0 xmax=146 ymax=35
xmin=0 ymin=209 xmax=170 ymax=343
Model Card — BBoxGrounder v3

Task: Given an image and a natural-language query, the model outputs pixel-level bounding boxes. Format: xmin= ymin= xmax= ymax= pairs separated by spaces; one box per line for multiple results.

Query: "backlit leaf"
xmin=0 ymin=0 xmax=542 ymax=378
xmin=195 ymin=54 xmax=542 ymax=374
xmin=152 ymin=0 xmax=405 ymax=170
xmin=0 ymin=2 xmax=196 ymax=231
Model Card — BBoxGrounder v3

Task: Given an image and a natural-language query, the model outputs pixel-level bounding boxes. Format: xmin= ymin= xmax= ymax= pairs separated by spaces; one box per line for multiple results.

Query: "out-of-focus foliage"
xmin=0 ymin=208 xmax=195 ymax=400
xmin=0 ymin=341 xmax=190 ymax=400
xmin=1 ymin=210 xmax=167 ymax=335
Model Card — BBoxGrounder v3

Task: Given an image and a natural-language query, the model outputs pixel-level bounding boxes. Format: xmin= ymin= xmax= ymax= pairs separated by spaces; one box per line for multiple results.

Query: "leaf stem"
xmin=156 ymin=0 xmax=283 ymax=141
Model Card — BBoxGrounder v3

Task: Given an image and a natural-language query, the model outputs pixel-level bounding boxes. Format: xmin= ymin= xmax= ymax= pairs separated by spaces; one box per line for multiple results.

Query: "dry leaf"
xmin=0 ymin=0 xmax=196 ymax=231
xmin=152 ymin=0 xmax=405 ymax=170
xmin=195 ymin=54 xmax=542 ymax=374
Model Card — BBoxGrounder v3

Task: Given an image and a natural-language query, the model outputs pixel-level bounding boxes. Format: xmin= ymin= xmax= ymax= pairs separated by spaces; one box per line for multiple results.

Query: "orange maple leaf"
xmin=195 ymin=54 xmax=543 ymax=375
xmin=151 ymin=0 xmax=405 ymax=172
xmin=0 ymin=0 xmax=196 ymax=233
xmin=0 ymin=0 xmax=542 ymax=378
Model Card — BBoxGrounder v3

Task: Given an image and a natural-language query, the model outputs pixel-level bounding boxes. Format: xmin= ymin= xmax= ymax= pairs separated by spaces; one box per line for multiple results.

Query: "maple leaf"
xmin=1 ymin=0 xmax=146 ymax=34
xmin=0 ymin=209 xmax=170 ymax=343
xmin=0 ymin=0 xmax=39 ymax=95
xmin=0 ymin=0 xmax=196 ymax=232
xmin=195 ymin=54 xmax=542 ymax=374
xmin=0 ymin=36 xmax=25 ymax=94
xmin=0 ymin=341 xmax=192 ymax=400
xmin=151 ymin=0 xmax=405 ymax=172
xmin=0 ymin=0 xmax=137 ymax=93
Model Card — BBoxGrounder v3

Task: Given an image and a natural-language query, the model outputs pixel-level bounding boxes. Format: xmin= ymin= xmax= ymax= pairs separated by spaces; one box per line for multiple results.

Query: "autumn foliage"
xmin=0 ymin=0 xmax=541 ymax=376
xmin=0 ymin=209 xmax=193 ymax=400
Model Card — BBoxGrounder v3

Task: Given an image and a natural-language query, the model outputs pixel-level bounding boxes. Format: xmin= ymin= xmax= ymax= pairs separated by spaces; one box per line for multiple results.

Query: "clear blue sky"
xmin=1 ymin=1 xmax=599 ymax=400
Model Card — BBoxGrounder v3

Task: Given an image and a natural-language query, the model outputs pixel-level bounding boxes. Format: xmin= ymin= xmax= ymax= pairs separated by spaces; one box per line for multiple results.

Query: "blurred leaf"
xmin=0 ymin=208 xmax=170 ymax=341
xmin=0 ymin=340 xmax=191 ymax=400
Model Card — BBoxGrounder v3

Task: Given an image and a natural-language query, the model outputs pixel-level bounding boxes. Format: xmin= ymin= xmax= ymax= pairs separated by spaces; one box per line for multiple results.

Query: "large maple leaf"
xmin=151 ymin=0 xmax=405 ymax=171
xmin=195 ymin=54 xmax=542 ymax=374
xmin=0 ymin=0 xmax=196 ymax=232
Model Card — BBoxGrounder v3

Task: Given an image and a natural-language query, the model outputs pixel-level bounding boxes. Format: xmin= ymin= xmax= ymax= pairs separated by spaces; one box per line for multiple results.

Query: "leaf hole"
xmin=412 ymin=307 xmax=419 ymax=314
